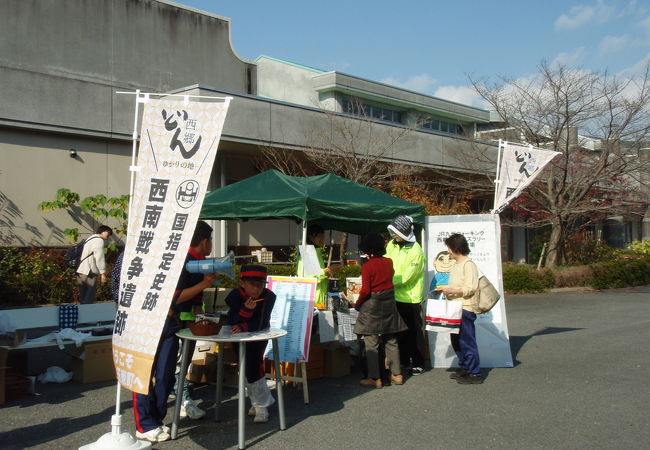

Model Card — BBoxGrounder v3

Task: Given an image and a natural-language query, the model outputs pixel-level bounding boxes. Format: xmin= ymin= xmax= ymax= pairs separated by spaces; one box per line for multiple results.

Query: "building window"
xmin=420 ymin=118 xmax=463 ymax=135
xmin=342 ymin=96 xmax=403 ymax=124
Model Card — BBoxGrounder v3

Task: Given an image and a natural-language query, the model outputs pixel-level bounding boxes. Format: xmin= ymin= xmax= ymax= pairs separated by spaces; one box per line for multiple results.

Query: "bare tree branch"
xmin=470 ymin=61 xmax=650 ymax=266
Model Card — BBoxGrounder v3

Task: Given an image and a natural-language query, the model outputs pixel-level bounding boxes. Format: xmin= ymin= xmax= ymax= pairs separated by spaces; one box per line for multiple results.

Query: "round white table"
xmin=172 ymin=327 xmax=288 ymax=449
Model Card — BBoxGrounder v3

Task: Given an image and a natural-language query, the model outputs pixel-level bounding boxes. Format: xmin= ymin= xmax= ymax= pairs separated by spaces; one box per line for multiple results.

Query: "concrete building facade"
xmin=1 ymin=0 xmax=500 ymax=258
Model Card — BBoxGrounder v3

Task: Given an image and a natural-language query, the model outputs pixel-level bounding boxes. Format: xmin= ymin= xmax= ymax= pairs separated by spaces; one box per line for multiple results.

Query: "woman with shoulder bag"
xmin=439 ymin=233 xmax=484 ymax=384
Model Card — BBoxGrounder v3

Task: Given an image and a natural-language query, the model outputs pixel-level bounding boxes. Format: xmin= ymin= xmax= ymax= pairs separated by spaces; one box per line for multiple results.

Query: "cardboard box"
xmin=215 ymin=342 xmax=237 ymax=363
xmin=268 ymin=360 xmax=324 ymax=381
xmin=324 ymin=346 xmax=351 ymax=378
xmin=72 ymin=339 xmax=116 ymax=383
xmin=186 ymin=354 xmax=219 ymax=384
xmin=4 ymin=373 xmax=31 ymax=402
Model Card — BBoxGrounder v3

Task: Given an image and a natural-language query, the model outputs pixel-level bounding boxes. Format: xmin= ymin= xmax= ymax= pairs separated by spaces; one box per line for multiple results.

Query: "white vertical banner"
xmin=494 ymin=142 xmax=560 ymax=214
xmin=425 ymin=214 xmax=513 ymax=368
xmin=113 ymin=97 xmax=230 ymax=394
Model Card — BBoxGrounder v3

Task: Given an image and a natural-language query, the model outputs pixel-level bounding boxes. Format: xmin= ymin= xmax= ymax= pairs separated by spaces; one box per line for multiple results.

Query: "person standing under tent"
xmin=225 ymin=264 xmax=277 ymax=423
xmin=354 ymin=233 xmax=407 ymax=388
xmin=385 ymin=215 xmax=426 ymax=376
xmin=440 ymin=233 xmax=484 ymax=384
xmin=295 ymin=225 xmax=340 ymax=308
xmin=132 ymin=220 xmax=216 ymax=443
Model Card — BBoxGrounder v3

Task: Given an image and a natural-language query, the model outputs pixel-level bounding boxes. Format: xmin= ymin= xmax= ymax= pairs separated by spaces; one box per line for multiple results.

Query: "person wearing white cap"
xmin=385 ymin=215 xmax=426 ymax=375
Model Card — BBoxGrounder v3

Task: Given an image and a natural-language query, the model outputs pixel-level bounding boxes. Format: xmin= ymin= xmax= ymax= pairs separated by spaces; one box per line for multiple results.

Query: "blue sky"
xmin=180 ymin=0 xmax=650 ymax=107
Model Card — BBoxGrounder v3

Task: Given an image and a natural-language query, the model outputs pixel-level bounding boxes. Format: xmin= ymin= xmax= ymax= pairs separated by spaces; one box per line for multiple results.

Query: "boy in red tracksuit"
xmin=225 ymin=264 xmax=276 ymax=423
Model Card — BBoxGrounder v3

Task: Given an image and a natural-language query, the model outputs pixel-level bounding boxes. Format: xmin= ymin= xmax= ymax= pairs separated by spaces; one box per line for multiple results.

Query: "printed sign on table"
xmin=112 ymin=97 xmax=230 ymax=394
xmin=264 ymin=276 xmax=317 ymax=363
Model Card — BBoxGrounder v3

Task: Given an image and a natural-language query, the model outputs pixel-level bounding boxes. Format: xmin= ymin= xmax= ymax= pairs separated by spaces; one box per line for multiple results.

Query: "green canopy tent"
xmin=200 ymin=170 xmax=424 ymax=234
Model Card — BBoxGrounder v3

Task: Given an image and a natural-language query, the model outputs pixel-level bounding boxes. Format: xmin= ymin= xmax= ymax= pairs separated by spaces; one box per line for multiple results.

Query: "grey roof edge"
xmin=154 ymin=0 xmax=257 ymax=66
xmin=313 ymin=71 xmax=490 ymax=121
xmin=255 ymin=55 xmax=326 ymax=74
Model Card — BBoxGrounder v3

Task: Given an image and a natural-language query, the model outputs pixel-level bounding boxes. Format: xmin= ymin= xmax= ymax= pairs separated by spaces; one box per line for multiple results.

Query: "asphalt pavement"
xmin=1 ymin=286 xmax=649 ymax=449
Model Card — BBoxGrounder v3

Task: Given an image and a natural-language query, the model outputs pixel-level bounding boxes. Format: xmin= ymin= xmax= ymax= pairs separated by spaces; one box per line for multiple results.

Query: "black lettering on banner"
xmin=142 ymin=204 xmax=163 ymax=228
xmin=149 ymin=178 xmax=170 ymax=202
xmin=126 ymin=256 xmax=144 ymax=279
xmin=171 ymin=213 xmax=189 ymax=231
xmin=114 ymin=310 xmax=128 ymax=336
xmin=135 ymin=230 xmax=155 ymax=254
xmin=141 ymin=292 xmax=159 ymax=311
xmin=158 ymin=252 xmax=175 ymax=271
xmin=161 ymin=109 xmax=202 ymax=159
xmin=150 ymin=272 xmax=167 ymax=291
xmin=119 ymin=282 xmax=137 ymax=308
xmin=165 ymin=232 xmax=182 ymax=251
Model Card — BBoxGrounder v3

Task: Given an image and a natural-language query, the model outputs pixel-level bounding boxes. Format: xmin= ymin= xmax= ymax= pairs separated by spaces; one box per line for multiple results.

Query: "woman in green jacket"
xmin=385 ymin=215 xmax=426 ymax=375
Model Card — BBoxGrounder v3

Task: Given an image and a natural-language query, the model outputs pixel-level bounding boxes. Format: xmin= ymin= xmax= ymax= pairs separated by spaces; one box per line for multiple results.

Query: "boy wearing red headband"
xmin=225 ymin=264 xmax=277 ymax=423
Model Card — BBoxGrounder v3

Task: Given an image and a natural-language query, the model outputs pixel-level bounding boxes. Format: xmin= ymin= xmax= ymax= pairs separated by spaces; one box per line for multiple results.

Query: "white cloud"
xmin=616 ymin=54 xmax=650 ymax=101
xmin=639 ymin=15 xmax=650 ymax=34
xmin=551 ymin=47 xmax=587 ymax=66
xmin=599 ymin=35 xmax=630 ymax=54
xmin=433 ymin=85 xmax=490 ymax=109
xmin=618 ymin=0 xmax=647 ymax=19
xmin=380 ymin=74 xmax=436 ymax=93
xmin=618 ymin=53 xmax=650 ymax=78
xmin=555 ymin=0 xmax=614 ymax=30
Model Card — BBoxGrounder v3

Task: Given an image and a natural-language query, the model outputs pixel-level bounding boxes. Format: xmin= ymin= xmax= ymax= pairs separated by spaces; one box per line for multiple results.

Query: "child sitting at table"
xmin=225 ymin=264 xmax=277 ymax=423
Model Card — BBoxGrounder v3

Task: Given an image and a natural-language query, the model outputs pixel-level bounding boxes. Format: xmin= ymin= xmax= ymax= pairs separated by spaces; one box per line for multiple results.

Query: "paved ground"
xmin=1 ymin=286 xmax=649 ymax=449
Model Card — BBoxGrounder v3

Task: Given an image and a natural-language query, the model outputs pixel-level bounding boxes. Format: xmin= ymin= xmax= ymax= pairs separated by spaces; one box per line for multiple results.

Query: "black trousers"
xmin=395 ymin=302 xmax=426 ymax=368
xmin=234 ymin=340 xmax=267 ymax=384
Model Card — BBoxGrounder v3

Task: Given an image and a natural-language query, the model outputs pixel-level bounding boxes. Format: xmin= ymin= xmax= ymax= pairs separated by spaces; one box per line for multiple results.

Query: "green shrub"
xmin=550 ymin=265 xmax=594 ymax=288
xmin=627 ymin=240 xmax=650 ymax=255
xmin=0 ymin=247 xmax=77 ymax=306
xmin=502 ymin=264 xmax=554 ymax=293
xmin=590 ymin=257 xmax=650 ymax=289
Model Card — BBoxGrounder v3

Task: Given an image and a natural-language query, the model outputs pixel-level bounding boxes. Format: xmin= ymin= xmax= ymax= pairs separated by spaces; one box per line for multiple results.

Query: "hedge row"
xmin=1 ymin=247 xmax=648 ymax=307
xmin=503 ymin=255 xmax=650 ymax=293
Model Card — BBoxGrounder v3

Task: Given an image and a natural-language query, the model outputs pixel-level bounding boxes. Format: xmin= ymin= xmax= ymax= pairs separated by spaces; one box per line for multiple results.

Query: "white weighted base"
xmin=79 ymin=414 xmax=151 ymax=450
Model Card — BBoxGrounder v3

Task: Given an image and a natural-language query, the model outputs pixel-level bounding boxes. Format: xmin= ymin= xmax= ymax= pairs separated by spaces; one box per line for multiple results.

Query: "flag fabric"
xmin=112 ymin=97 xmax=230 ymax=394
xmin=493 ymin=142 xmax=560 ymax=214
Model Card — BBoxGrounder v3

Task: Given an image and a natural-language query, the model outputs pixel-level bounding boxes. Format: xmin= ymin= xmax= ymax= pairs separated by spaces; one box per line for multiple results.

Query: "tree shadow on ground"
xmin=509 ymin=326 xmax=584 ymax=366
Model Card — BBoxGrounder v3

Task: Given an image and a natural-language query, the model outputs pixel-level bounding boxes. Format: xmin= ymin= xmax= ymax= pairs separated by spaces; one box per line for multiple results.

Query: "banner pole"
xmin=492 ymin=139 xmax=506 ymax=213
xmin=80 ymin=89 xmax=150 ymax=450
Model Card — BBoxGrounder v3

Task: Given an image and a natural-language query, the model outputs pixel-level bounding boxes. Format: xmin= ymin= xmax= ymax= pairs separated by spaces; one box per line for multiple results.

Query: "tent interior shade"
xmin=200 ymin=170 xmax=425 ymax=234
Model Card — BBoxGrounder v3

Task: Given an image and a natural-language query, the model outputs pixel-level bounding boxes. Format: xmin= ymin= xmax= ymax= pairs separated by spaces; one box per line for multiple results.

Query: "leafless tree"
xmin=300 ymin=97 xmax=418 ymax=185
xmin=470 ymin=61 xmax=650 ymax=266
xmin=256 ymin=96 xmax=421 ymax=257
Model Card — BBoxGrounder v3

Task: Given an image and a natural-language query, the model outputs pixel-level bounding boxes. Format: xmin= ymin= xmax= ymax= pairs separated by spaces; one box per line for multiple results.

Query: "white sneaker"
xmin=135 ymin=426 xmax=170 ymax=442
xmin=253 ymin=406 xmax=269 ymax=423
xmin=248 ymin=405 xmax=256 ymax=416
xmin=180 ymin=399 xmax=206 ymax=419
xmin=161 ymin=425 xmax=170 ymax=434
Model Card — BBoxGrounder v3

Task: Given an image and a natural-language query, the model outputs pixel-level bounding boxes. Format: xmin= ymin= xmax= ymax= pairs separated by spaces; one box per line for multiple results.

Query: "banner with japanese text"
xmin=494 ymin=142 xmax=560 ymax=214
xmin=113 ymin=97 xmax=230 ymax=394
xmin=425 ymin=214 xmax=513 ymax=368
